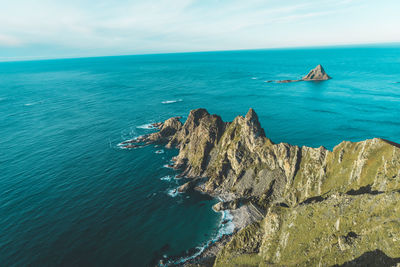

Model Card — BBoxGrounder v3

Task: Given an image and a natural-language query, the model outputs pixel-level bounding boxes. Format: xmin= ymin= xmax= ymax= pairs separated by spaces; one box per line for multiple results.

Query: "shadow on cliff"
xmin=345 ymin=184 xmax=383 ymax=196
xmin=334 ymin=249 xmax=400 ymax=267
xmin=381 ymin=138 xmax=400 ymax=149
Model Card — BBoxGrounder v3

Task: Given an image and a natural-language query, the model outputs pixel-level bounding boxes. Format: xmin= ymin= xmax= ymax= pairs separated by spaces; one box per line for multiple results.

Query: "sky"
xmin=0 ymin=0 xmax=399 ymax=61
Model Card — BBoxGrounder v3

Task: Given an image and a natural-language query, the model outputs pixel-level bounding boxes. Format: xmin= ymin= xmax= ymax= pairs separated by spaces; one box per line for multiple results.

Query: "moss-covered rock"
xmin=214 ymin=192 xmax=400 ymax=266
xmin=215 ymin=222 xmax=264 ymax=266
xmin=261 ymin=191 xmax=400 ymax=266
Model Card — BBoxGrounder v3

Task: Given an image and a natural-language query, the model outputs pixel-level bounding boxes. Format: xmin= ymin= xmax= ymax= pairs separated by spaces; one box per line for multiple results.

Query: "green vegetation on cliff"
xmin=143 ymin=108 xmax=400 ymax=266
xmin=216 ymin=192 xmax=400 ymax=266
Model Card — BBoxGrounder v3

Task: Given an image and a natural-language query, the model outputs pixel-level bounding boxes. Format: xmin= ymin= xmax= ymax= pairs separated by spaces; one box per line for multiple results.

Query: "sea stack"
xmin=302 ymin=64 xmax=331 ymax=81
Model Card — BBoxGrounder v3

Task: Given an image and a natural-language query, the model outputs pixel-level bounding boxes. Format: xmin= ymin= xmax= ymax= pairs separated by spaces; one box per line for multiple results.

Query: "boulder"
xmin=212 ymin=200 xmax=240 ymax=211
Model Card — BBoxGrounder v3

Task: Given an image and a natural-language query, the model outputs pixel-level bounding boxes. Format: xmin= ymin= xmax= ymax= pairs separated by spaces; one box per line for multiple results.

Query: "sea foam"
xmin=137 ymin=123 xmax=156 ymax=129
xmin=167 ymin=188 xmax=179 ymax=197
xmin=217 ymin=210 xmax=235 ymax=236
xmin=160 ymin=175 xmax=172 ymax=181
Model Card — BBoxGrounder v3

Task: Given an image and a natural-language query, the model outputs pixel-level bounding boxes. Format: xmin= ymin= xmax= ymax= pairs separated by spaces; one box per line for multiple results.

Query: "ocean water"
xmin=1 ymin=45 xmax=400 ymax=266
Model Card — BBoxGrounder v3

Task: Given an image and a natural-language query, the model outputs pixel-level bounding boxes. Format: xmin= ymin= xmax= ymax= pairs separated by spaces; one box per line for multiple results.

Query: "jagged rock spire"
xmin=245 ymin=108 xmax=265 ymax=138
xmin=186 ymin=108 xmax=210 ymax=125
xmin=245 ymin=108 xmax=258 ymax=121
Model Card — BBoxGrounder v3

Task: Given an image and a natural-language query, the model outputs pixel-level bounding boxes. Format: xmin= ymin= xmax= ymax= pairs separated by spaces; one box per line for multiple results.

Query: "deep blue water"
xmin=1 ymin=45 xmax=400 ymax=266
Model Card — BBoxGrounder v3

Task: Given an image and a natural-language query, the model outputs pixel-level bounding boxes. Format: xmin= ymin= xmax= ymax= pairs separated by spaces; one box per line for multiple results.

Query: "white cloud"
xmin=0 ymin=34 xmax=21 ymax=46
xmin=0 ymin=0 xmax=399 ymax=58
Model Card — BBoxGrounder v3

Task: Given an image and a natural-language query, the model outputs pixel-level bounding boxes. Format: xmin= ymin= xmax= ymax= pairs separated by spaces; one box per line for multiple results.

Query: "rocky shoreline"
xmin=134 ymin=108 xmax=400 ymax=266
xmin=182 ymin=233 xmax=233 ymax=266
xmin=164 ymin=179 xmax=264 ymax=266
xmin=162 ymin=192 xmax=264 ymax=266
xmin=131 ymin=113 xmax=268 ymax=266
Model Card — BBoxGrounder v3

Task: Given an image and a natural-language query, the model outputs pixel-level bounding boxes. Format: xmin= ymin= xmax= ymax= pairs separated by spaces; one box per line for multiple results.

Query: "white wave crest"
xmin=160 ymin=175 xmax=172 ymax=181
xmin=161 ymin=99 xmax=183 ymax=104
xmin=167 ymin=188 xmax=179 ymax=197
xmin=137 ymin=123 xmax=156 ymax=129
xmin=163 ymin=164 xmax=174 ymax=169
xmin=217 ymin=210 xmax=235 ymax=236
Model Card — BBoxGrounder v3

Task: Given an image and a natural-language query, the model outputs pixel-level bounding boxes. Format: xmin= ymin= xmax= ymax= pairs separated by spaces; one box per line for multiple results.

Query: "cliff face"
xmin=216 ymin=192 xmax=400 ymax=266
xmin=144 ymin=108 xmax=400 ymax=266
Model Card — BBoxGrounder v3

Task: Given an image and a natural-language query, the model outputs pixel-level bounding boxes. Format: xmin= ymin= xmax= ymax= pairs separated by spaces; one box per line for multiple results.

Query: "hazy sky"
xmin=0 ymin=0 xmax=399 ymax=60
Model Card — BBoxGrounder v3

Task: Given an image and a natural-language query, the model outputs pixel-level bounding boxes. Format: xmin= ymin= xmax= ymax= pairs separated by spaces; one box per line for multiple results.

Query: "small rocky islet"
xmin=135 ymin=108 xmax=400 ymax=266
xmin=275 ymin=64 xmax=332 ymax=83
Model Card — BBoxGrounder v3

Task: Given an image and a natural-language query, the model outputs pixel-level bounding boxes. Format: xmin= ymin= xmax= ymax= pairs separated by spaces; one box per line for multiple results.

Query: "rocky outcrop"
xmin=168 ymin=109 xmax=227 ymax=176
xmin=141 ymin=108 xmax=400 ymax=266
xmin=302 ymin=64 xmax=331 ymax=81
xmin=212 ymin=200 xmax=241 ymax=212
xmin=177 ymin=178 xmax=204 ymax=193
xmin=275 ymin=64 xmax=331 ymax=83
xmin=119 ymin=116 xmax=182 ymax=149
xmin=276 ymin=79 xmax=301 ymax=83
xmin=147 ymin=116 xmax=183 ymax=143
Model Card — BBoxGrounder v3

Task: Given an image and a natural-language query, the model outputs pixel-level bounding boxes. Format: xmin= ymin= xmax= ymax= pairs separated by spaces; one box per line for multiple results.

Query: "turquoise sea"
xmin=1 ymin=45 xmax=400 ymax=266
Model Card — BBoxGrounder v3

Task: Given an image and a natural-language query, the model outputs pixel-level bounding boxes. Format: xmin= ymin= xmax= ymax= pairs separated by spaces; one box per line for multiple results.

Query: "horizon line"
xmin=1 ymin=41 xmax=399 ymax=64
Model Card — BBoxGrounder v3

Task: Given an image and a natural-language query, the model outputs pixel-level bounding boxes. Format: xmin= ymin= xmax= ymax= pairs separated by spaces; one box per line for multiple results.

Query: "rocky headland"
xmin=135 ymin=108 xmax=400 ymax=266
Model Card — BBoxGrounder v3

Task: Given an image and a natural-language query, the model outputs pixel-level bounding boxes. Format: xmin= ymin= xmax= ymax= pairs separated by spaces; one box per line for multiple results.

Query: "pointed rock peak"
xmin=188 ymin=108 xmax=210 ymax=120
xmin=190 ymin=108 xmax=209 ymax=116
xmin=163 ymin=116 xmax=182 ymax=128
xmin=302 ymin=64 xmax=331 ymax=81
xmin=245 ymin=108 xmax=265 ymax=138
xmin=315 ymin=64 xmax=323 ymax=71
xmin=245 ymin=108 xmax=259 ymax=122
xmin=184 ymin=108 xmax=214 ymax=128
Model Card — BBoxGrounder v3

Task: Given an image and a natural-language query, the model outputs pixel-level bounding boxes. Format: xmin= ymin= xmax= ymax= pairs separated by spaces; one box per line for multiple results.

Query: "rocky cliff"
xmin=141 ymin=108 xmax=400 ymax=266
